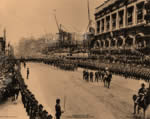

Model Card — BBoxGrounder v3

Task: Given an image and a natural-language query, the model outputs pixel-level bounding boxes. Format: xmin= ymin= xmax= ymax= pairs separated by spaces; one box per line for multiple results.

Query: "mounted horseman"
xmin=107 ymin=71 xmax=112 ymax=88
xmin=104 ymin=67 xmax=112 ymax=88
xmin=133 ymin=83 xmax=150 ymax=119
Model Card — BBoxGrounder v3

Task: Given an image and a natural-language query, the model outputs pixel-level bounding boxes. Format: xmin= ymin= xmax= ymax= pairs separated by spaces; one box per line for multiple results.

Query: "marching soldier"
xmin=90 ymin=72 xmax=93 ymax=82
xmin=101 ymin=70 xmax=105 ymax=82
xmin=98 ymin=70 xmax=102 ymax=82
xmin=83 ymin=70 xmax=86 ymax=80
xmin=107 ymin=71 xmax=112 ymax=88
xmin=95 ymin=71 xmax=99 ymax=82
xmin=86 ymin=71 xmax=89 ymax=82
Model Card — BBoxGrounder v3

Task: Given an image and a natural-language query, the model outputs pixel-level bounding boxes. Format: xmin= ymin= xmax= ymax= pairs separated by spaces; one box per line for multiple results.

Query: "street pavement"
xmin=0 ymin=93 xmax=28 ymax=119
xmin=21 ymin=62 xmax=150 ymax=119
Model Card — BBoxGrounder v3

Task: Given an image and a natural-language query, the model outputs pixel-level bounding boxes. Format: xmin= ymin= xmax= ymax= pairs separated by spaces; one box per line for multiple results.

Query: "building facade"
xmin=92 ymin=0 xmax=150 ymax=55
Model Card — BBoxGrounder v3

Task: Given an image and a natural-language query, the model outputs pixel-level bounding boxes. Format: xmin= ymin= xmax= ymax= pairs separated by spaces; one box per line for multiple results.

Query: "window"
xmin=119 ymin=10 xmax=124 ymax=28
xmin=96 ymin=20 xmax=100 ymax=33
xmin=111 ymin=40 xmax=115 ymax=47
xmin=127 ymin=6 xmax=134 ymax=25
xmin=136 ymin=2 xmax=144 ymax=23
xmin=101 ymin=19 xmax=104 ymax=32
xmin=106 ymin=16 xmax=110 ymax=31
xmin=112 ymin=13 xmax=116 ymax=29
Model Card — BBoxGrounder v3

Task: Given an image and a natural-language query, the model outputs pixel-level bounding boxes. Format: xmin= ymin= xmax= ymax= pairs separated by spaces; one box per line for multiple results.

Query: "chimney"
xmin=3 ymin=28 xmax=6 ymax=41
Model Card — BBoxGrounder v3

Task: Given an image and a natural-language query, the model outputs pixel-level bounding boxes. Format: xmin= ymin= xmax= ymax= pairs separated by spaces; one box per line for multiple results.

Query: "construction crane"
xmin=85 ymin=0 xmax=95 ymax=33
xmin=53 ymin=9 xmax=60 ymax=33
xmin=84 ymin=0 xmax=95 ymax=56
xmin=53 ymin=10 xmax=64 ymax=47
xmin=86 ymin=0 xmax=92 ymax=32
xmin=53 ymin=10 xmax=73 ymax=49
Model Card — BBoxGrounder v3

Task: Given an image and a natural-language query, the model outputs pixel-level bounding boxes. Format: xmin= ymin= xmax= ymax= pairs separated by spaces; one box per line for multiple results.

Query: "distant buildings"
xmin=92 ymin=0 xmax=150 ymax=55
xmin=0 ymin=29 xmax=6 ymax=55
xmin=0 ymin=37 xmax=5 ymax=53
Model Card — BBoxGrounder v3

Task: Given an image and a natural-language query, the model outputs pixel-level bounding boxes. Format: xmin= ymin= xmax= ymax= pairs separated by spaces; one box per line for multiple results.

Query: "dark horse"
xmin=133 ymin=88 xmax=150 ymax=119
xmin=104 ymin=73 xmax=112 ymax=88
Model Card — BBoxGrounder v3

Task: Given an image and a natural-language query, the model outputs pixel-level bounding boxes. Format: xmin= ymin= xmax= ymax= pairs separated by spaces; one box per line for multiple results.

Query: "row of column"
xmin=95 ymin=37 xmax=138 ymax=49
xmin=95 ymin=38 xmax=148 ymax=49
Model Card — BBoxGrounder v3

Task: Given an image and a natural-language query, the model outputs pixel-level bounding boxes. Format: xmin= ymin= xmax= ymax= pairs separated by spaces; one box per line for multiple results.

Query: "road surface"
xmin=21 ymin=62 xmax=150 ymax=119
xmin=0 ymin=94 xmax=28 ymax=119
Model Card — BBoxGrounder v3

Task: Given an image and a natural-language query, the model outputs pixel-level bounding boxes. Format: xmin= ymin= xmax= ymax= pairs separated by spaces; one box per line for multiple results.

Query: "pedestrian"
xmin=55 ymin=98 xmax=64 ymax=119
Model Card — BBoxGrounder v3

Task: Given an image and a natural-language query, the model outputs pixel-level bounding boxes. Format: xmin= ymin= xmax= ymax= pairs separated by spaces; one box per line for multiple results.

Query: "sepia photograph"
xmin=0 ymin=0 xmax=150 ymax=119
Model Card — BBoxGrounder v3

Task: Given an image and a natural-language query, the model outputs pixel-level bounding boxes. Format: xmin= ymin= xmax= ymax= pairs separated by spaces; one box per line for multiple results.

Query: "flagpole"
xmin=64 ymin=95 xmax=66 ymax=112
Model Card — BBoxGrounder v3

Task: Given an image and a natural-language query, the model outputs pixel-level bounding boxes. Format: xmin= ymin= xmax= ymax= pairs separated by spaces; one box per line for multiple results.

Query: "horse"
xmin=133 ymin=88 xmax=150 ymax=119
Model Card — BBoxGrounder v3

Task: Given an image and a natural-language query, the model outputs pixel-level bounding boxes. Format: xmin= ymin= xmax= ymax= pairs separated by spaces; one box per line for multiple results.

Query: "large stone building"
xmin=92 ymin=0 xmax=150 ymax=55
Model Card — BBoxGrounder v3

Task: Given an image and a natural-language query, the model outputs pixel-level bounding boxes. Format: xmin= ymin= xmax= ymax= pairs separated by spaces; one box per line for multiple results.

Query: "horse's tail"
xmin=133 ymin=94 xmax=137 ymax=101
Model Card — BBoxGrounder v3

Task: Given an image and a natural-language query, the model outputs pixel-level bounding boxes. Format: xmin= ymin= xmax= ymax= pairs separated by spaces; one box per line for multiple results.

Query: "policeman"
xmin=55 ymin=98 xmax=64 ymax=119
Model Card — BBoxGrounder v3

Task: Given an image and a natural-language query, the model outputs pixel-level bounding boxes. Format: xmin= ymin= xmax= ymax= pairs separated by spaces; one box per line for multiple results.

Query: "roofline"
xmin=95 ymin=0 xmax=110 ymax=10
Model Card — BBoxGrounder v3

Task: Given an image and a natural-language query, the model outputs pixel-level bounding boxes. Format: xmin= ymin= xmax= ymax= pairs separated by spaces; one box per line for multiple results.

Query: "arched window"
xmin=110 ymin=39 xmax=116 ymax=47
xmin=105 ymin=40 xmax=109 ymax=48
xmin=135 ymin=33 xmax=145 ymax=48
xmin=125 ymin=35 xmax=134 ymax=47
xmin=93 ymin=40 xmax=101 ymax=49
xmin=101 ymin=40 xmax=104 ymax=48
xmin=117 ymin=36 xmax=124 ymax=47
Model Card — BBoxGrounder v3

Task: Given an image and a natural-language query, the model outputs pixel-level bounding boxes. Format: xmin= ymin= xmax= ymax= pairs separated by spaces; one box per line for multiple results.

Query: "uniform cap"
xmin=56 ymin=98 xmax=60 ymax=103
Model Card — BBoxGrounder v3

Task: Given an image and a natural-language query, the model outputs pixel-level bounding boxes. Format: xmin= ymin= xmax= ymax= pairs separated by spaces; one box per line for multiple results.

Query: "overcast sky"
xmin=0 ymin=0 xmax=104 ymax=46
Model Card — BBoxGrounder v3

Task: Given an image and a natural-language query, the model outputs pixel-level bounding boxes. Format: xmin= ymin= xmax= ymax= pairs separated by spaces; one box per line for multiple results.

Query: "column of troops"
xmin=79 ymin=60 xmax=150 ymax=82
xmin=43 ymin=58 xmax=78 ymax=71
xmin=21 ymin=58 xmax=78 ymax=71
xmin=20 ymin=84 xmax=53 ymax=119
xmin=82 ymin=68 xmax=112 ymax=88
xmin=83 ymin=70 xmax=105 ymax=82
xmin=21 ymin=57 xmax=150 ymax=82
xmin=15 ymin=65 xmax=53 ymax=119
